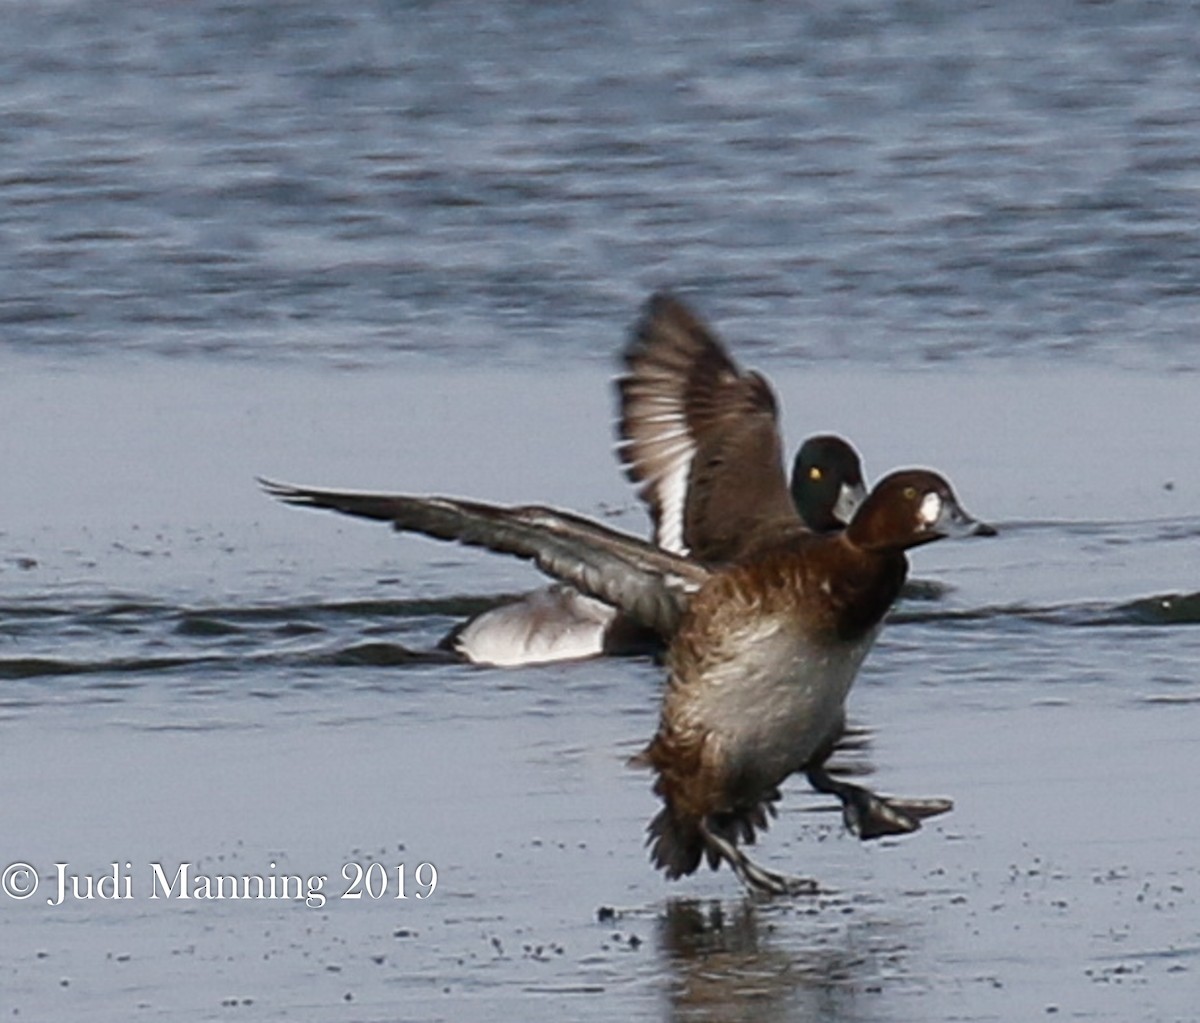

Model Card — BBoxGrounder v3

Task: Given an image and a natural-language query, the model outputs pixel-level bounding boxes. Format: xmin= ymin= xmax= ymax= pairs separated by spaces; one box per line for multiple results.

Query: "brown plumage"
xmin=617 ymin=294 xmax=954 ymax=868
xmin=262 ymin=289 xmax=991 ymax=895
xmin=629 ymin=468 xmax=989 ymax=892
xmin=618 ymin=292 xmax=805 ymax=562
xmin=445 ymin=292 xmax=867 ymax=666
xmin=262 ymin=467 xmax=988 ymax=894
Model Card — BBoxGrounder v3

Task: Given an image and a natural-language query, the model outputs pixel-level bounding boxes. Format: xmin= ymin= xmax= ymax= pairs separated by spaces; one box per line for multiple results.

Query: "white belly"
xmin=691 ymin=618 xmax=879 ymax=788
xmin=453 ymin=586 xmax=616 ymax=666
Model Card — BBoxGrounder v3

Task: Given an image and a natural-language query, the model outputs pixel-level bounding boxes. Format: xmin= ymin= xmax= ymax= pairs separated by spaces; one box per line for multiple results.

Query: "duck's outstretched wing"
xmin=259 ymin=480 xmax=708 ymax=638
xmin=617 ymin=292 xmax=800 ymax=563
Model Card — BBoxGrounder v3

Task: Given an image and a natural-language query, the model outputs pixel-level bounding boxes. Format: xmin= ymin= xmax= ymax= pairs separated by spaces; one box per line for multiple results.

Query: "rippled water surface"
xmin=3 ymin=2 xmax=1200 ymax=1020
xmin=5 ymin=0 xmax=1200 ymax=368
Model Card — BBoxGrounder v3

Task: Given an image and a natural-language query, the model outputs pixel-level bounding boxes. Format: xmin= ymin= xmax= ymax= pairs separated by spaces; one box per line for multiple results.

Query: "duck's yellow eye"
xmin=903 ymin=486 xmax=917 ymax=501
xmin=808 ymin=467 xmax=823 ymax=482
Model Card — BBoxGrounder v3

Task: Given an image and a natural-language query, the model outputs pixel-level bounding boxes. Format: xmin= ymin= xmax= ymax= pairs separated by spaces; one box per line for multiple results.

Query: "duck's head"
xmin=846 ymin=469 xmax=994 ymax=553
xmin=790 ymin=435 xmax=868 ymax=533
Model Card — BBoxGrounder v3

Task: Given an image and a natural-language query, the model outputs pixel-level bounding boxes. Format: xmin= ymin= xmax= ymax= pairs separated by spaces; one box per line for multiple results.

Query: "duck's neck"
xmin=825 ymin=539 xmax=909 ymax=642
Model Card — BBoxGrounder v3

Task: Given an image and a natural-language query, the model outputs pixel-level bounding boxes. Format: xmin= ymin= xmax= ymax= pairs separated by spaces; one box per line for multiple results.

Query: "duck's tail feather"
xmin=645 ymin=806 xmax=707 ymax=879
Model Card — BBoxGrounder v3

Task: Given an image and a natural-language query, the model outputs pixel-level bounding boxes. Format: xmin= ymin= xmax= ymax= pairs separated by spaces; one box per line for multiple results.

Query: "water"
xmin=4 ymin=0 xmax=1200 ymax=368
xmin=2 ymin=2 xmax=1200 ymax=1021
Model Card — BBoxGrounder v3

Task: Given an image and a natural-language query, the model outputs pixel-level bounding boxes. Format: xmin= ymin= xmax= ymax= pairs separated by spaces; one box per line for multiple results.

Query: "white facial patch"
xmin=918 ymin=491 xmax=943 ymax=527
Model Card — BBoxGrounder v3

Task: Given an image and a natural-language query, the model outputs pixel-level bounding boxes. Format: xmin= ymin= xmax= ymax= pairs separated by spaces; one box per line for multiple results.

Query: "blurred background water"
xmin=2 ymin=3 xmax=1199 ymax=1022
xmin=3 ymin=0 xmax=1199 ymax=369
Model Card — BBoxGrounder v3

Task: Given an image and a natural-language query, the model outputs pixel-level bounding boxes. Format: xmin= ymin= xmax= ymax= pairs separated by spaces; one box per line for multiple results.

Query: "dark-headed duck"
xmin=447 ymin=433 xmax=864 ymax=666
xmin=448 ymin=293 xmax=867 ymax=666
xmin=619 ymin=291 xmax=866 ymax=563
xmin=261 ymin=465 xmax=988 ymax=894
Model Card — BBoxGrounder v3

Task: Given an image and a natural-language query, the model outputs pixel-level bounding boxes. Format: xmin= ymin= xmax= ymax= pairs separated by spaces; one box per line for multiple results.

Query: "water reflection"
xmin=658 ymin=897 xmax=895 ymax=1023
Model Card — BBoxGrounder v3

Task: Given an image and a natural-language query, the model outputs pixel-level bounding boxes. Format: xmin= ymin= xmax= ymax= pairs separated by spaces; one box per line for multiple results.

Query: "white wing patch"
xmin=620 ymin=408 xmax=695 ymax=556
xmin=652 ymin=437 xmax=693 ymax=555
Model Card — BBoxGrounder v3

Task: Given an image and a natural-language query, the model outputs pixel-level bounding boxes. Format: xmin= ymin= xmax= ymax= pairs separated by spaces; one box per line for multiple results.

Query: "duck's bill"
xmin=929 ymin=497 xmax=996 ymax=539
xmin=833 ymin=480 xmax=869 ymax=527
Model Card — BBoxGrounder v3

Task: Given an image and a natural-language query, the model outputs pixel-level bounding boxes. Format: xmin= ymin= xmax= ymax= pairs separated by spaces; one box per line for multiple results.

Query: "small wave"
xmin=990 ymin=516 xmax=1200 ymax=536
xmin=899 ymin=579 xmax=954 ymax=602
xmin=311 ymin=641 xmax=456 ymax=668
xmin=0 ymin=640 xmax=460 ymax=681
xmin=174 ymin=615 xmax=244 ymax=637
xmin=185 ymin=594 xmax=518 ymax=624
xmin=1112 ymin=592 xmax=1200 ymax=626
xmin=0 ymin=593 xmax=516 ymax=627
xmin=0 ymin=653 xmax=218 ymax=681
xmin=1140 ymin=692 xmax=1200 ymax=705
xmin=892 ymin=591 xmax=1200 ymax=629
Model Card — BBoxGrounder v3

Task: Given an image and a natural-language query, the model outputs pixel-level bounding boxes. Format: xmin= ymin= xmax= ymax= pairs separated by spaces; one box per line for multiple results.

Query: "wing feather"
xmin=617 ymin=292 xmax=800 ymax=563
xmin=259 ymin=479 xmax=708 ymax=638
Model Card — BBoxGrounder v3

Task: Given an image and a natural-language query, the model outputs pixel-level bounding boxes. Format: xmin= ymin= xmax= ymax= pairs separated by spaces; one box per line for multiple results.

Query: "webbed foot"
xmin=807 ymin=767 xmax=953 ymax=840
xmin=699 ymin=819 xmax=821 ymax=896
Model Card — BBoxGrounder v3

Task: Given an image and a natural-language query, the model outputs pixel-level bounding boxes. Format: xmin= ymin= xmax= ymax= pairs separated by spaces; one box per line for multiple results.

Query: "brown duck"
xmin=262 ymin=464 xmax=987 ymax=894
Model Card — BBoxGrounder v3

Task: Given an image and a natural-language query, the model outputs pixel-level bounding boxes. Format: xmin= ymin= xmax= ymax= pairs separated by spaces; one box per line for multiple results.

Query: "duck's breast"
xmin=681 ymin=610 xmax=880 ymax=790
